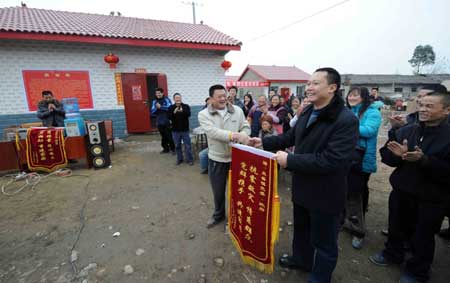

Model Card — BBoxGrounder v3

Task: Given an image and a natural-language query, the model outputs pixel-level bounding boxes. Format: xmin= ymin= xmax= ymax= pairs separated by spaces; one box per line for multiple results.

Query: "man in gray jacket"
xmin=198 ymin=84 xmax=250 ymax=228
xmin=37 ymin=90 xmax=65 ymax=127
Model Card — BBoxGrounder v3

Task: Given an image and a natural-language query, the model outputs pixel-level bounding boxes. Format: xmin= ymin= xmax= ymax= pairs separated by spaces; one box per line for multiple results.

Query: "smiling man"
xmin=198 ymin=84 xmax=250 ymax=229
xmin=371 ymin=91 xmax=450 ymax=283
xmin=248 ymin=68 xmax=358 ymax=283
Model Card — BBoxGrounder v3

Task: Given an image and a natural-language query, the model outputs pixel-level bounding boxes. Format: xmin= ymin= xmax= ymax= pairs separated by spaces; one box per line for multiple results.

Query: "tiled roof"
xmin=342 ymin=74 xmax=449 ymax=85
xmin=0 ymin=7 xmax=241 ymax=47
xmin=240 ymin=65 xmax=311 ymax=82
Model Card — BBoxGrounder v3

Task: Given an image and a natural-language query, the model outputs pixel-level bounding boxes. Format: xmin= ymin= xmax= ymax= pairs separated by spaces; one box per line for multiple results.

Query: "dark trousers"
xmin=208 ymin=159 xmax=230 ymax=221
xmin=158 ymin=124 xmax=174 ymax=152
xmin=345 ymin=172 xmax=371 ymax=238
xmin=172 ymin=131 xmax=193 ymax=162
xmin=292 ymin=203 xmax=340 ymax=283
xmin=383 ymin=189 xmax=446 ymax=282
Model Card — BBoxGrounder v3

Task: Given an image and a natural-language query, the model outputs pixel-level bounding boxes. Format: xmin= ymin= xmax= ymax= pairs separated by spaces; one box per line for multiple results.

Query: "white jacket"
xmin=198 ymin=103 xmax=250 ymax=163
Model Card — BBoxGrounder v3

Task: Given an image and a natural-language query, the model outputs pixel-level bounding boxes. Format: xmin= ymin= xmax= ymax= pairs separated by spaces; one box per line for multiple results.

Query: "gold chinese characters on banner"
xmin=25 ymin=128 xmax=68 ymax=172
xmin=228 ymin=144 xmax=280 ymax=273
xmin=115 ymin=73 xmax=124 ymax=105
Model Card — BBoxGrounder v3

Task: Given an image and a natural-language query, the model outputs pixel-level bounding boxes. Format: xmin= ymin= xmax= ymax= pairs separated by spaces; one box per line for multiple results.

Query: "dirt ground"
xmin=1 ymin=128 xmax=449 ymax=283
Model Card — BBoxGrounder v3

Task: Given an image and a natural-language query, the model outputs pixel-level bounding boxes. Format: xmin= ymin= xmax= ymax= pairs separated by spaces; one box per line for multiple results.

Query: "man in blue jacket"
xmin=370 ymin=91 xmax=450 ymax=283
xmin=151 ymin=88 xmax=175 ymax=154
xmin=249 ymin=68 xmax=358 ymax=283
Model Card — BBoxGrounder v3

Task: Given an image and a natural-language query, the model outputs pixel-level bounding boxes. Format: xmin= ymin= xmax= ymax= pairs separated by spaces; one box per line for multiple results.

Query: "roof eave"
xmin=0 ymin=31 xmax=241 ymax=51
xmin=238 ymin=66 xmax=269 ymax=81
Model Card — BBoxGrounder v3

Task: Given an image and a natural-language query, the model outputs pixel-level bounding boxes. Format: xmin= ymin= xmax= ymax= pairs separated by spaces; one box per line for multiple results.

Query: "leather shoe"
xmin=176 ymin=160 xmax=183 ymax=165
xmin=206 ymin=217 xmax=224 ymax=229
xmin=279 ymin=256 xmax=311 ymax=271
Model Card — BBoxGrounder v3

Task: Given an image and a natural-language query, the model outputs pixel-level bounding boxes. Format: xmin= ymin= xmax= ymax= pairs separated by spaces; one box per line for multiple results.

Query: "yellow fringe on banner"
xmin=227 ymin=158 xmax=281 ymax=274
xmin=272 ymin=160 xmax=280 ymax=243
xmin=15 ymin=131 xmax=22 ymax=152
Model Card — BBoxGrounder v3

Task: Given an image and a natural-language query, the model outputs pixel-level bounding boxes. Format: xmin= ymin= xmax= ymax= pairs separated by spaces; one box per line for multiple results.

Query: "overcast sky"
xmin=2 ymin=0 xmax=449 ymax=76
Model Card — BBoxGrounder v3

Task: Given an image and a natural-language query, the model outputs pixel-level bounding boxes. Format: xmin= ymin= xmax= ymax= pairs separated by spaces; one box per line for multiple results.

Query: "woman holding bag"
xmin=344 ymin=87 xmax=382 ymax=249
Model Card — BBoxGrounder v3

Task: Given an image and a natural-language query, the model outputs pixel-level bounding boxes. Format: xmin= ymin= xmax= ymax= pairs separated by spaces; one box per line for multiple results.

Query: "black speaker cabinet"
xmin=86 ymin=121 xmax=111 ymax=169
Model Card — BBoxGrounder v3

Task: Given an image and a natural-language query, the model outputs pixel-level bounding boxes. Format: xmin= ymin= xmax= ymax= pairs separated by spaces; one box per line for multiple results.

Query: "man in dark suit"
xmin=249 ymin=68 xmax=359 ymax=283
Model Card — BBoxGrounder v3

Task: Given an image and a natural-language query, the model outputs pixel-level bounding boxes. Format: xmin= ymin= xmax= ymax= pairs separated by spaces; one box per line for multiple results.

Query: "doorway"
xmin=280 ymin=87 xmax=291 ymax=101
xmin=121 ymin=73 xmax=168 ymax=133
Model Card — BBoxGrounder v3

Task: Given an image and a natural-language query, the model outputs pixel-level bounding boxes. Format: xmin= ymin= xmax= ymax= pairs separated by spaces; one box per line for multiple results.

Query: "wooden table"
xmin=0 ymin=135 xmax=90 ymax=172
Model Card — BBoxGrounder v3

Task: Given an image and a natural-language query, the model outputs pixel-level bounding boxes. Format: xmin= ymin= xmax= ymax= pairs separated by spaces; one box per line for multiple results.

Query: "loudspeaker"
xmin=86 ymin=121 xmax=111 ymax=169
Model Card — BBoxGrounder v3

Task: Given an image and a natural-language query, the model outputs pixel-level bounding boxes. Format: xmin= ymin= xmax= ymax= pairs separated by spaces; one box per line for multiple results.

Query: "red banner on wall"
xmin=22 ymin=70 xmax=94 ymax=111
xmin=228 ymin=144 xmax=280 ymax=273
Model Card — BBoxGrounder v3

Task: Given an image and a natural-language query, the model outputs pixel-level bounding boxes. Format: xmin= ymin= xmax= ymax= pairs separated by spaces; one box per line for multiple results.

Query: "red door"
xmin=280 ymin=87 xmax=290 ymax=101
xmin=121 ymin=73 xmax=152 ymax=133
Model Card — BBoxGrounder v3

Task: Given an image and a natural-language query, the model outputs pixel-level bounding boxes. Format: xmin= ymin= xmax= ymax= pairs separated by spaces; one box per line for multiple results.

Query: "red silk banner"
xmin=25 ymin=128 xmax=68 ymax=172
xmin=228 ymin=144 xmax=280 ymax=273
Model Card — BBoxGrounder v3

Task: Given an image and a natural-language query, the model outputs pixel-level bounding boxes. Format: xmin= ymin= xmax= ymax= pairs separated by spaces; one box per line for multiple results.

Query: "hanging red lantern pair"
xmin=221 ymin=60 xmax=232 ymax=71
xmin=104 ymin=53 xmax=120 ymax=69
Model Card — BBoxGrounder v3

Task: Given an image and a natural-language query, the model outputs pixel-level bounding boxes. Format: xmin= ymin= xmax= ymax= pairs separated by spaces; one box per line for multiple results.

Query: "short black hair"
xmin=173 ymin=92 xmax=181 ymax=99
xmin=346 ymin=87 xmax=372 ymax=118
xmin=42 ymin=90 xmax=53 ymax=97
xmin=421 ymin=84 xmax=447 ymax=93
xmin=270 ymin=94 xmax=281 ymax=102
xmin=371 ymin=87 xmax=379 ymax=91
xmin=209 ymin=84 xmax=226 ymax=97
xmin=428 ymin=91 xmax=450 ymax=108
xmin=228 ymin=86 xmax=238 ymax=92
xmin=315 ymin=67 xmax=341 ymax=95
xmin=155 ymin=87 xmax=164 ymax=93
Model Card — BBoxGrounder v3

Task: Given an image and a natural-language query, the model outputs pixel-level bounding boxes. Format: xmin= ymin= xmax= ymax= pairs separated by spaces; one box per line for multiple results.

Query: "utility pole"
xmin=181 ymin=1 xmax=203 ymax=24
xmin=192 ymin=2 xmax=196 ymax=24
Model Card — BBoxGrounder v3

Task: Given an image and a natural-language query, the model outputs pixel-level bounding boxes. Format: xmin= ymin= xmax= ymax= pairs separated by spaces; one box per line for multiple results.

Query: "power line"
xmin=246 ymin=0 xmax=351 ymax=43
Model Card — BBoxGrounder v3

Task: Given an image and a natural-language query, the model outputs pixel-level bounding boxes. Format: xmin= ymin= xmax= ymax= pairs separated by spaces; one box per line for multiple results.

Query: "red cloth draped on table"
xmin=25 ymin=128 xmax=68 ymax=172
xmin=228 ymin=144 xmax=280 ymax=273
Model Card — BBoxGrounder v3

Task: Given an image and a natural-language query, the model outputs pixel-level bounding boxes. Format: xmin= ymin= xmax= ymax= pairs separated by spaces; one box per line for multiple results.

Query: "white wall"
xmin=240 ymin=71 xmax=265 ymax=82
xmin=0 ymin=39 xmax=226 ymax=114
xmin=269 ymin=82 xmax=306 ymax=96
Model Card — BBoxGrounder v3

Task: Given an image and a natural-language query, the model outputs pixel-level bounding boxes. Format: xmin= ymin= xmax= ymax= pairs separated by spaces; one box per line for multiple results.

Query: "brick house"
xmin=0 ymin=6 xmax=241 ymax=138
xmin=341 ymin=74 xmax=450 ymax=99
xmin=226 ymin=65 xmax=310 ymax=100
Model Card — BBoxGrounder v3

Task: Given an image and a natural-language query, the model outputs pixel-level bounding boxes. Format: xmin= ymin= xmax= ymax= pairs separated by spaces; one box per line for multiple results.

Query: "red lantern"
xmin=221 ymin=60 xmax=232 ymax=71
xmin=104 ymin=53 xmax=119 ymax=69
